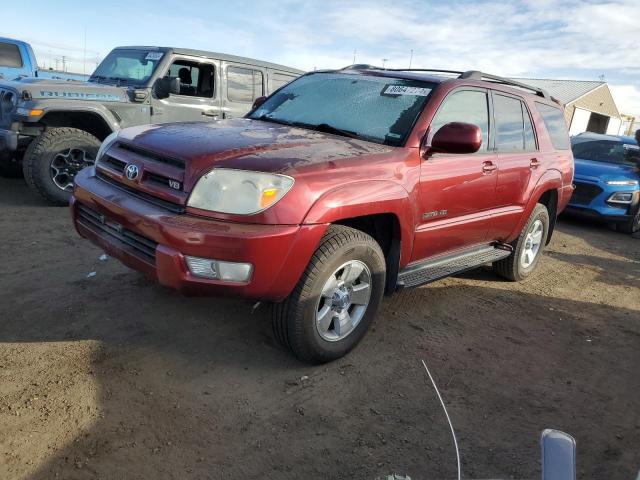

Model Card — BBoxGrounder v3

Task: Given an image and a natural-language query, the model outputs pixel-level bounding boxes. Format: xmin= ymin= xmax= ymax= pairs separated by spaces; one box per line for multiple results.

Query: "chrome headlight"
xmin=96 ymin=131 xmax=119 ymax=164
xmin=187 ymin=169 xmax=295 ymax=215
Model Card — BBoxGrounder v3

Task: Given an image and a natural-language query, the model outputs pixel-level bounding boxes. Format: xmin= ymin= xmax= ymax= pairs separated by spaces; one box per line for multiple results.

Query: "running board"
xmin=397 ymin=245 xmax=512 ymax=289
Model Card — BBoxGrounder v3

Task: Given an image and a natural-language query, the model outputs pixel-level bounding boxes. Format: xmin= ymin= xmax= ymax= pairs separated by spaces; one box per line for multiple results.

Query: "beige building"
xmin=512 ymin=78 xmax=622 ymax=136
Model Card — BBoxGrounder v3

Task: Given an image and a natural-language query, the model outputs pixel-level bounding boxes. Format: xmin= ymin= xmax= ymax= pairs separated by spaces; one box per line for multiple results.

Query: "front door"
xmin=413 ymin=88 xmax=498 ymax=261
xmin=151 ymin=56 xmax=221 ymax=123
xmin=221 ymin=62 xmax=266 ymax=119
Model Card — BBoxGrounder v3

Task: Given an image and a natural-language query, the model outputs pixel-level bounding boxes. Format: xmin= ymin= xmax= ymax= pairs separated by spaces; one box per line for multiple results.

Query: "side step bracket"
xmin=397 ymin=245 xmax=511 ymax=289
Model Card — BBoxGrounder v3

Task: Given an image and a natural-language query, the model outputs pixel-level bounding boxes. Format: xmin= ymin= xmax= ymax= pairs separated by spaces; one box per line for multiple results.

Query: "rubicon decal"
xmin=37 ymin=90 xmax=122 ymax=102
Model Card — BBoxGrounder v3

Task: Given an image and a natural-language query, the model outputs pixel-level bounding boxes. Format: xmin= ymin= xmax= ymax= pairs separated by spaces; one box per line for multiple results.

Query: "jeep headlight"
xmin=96 ymin=131 xmax=119 ymax=164
xmin=187 ymin=169 xmax=294 ymax=215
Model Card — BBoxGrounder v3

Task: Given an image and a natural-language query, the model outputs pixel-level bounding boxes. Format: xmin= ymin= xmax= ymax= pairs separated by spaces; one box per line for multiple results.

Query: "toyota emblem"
xmin=125 ymin=164 xmax=139 ymax=180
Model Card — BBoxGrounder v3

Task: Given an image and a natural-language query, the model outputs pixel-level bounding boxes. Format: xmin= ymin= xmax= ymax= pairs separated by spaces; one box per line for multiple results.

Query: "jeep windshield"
xmin=571 ymin=138 xmax=640 ymax=166
xmin=89 ymin=49 xmax=164 ymax=86
xmin=249 ymin=72 xmax=435 ymax=146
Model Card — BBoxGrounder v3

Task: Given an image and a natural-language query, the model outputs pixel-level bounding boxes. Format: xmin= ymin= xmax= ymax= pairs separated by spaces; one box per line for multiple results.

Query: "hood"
xmin=574 ymin=157 xmax=639 ymax=184
xmin=0 ymin=77 xmax=128 ymax=103
xmin=117 ymin=118 xmax=394 ymax=179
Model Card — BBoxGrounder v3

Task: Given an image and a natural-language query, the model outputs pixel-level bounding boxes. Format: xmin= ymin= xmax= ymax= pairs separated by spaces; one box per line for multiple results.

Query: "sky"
xmin=3 ymin=0 xmax=640 ymax=116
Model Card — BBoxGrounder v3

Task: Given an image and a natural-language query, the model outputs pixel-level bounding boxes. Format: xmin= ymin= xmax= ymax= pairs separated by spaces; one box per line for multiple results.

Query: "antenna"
xmin=353 ymin=49 xmax=357 ymax=65
xmin=409 ymin=49 xmax=413 ymax=69
xmin=382 ymin=58 xmax=388 ymax=69
xmin=421 ymin=359 xmax=461 ymax=480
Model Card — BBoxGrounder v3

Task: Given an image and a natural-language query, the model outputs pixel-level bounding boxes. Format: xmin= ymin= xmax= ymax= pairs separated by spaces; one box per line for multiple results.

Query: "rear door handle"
xmin=482 ymin=161 xmax=497 ymax=173
xmin=530 ymin=158 xmax=540 ymax=169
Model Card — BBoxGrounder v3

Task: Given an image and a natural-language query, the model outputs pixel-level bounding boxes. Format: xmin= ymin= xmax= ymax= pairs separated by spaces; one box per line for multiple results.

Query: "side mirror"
xmin=426 ymin=122 xmax=483 ymax=156
xmin=153 ymin=76 xmax=181 ymax=99
xmin=252 ymin=96 xmax=267 ymax=110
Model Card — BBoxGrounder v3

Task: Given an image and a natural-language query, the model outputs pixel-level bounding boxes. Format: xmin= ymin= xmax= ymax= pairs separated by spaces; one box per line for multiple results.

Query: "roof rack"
xmin=459 ymin=70 xmax=550 ymax=99
xmin=339 ymin=65 xmax=550 ymax=99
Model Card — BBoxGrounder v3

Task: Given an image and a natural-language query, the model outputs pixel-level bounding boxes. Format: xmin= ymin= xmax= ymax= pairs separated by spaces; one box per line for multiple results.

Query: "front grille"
xmin=76 ymin=203 xmax=158 ymax=263
xmin=572 ymin=182 xmax=603 ymax=205
xmin=101 ymin=154 xmax=126 ymax=173
xmin=116 ymin=142 xmax=185 ymax=170
xmin=0 ymin=89 xmax=16 ymax=127
xmin=96 ymin=172 xmax=185 ymax=214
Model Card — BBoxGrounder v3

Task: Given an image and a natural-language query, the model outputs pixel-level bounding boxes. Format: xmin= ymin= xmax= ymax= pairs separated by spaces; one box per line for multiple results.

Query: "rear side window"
xmin=272 ymin=72 xmax=296 ymax=91
xmin=0 ymin=42 xmax=23 ymax=68
xmin=536 ymin=103 xmax=570 ymax=150
xmin=430 ymin=90 xmax=490 ymax=151
xmin=227 ymin=66 xmax=264 ymax=103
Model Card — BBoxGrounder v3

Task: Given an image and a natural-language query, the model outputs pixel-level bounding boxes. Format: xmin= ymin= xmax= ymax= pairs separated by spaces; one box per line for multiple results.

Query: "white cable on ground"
xmin=421 ymin=359 xmax=462 ymax=480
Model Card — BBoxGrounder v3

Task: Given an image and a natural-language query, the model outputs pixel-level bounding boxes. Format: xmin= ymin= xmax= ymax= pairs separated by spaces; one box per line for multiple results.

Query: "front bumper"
xmin=71 ymin=168 xmax=328 ymax=301
xmin=0 ymin=128 xmax=18 ymax=151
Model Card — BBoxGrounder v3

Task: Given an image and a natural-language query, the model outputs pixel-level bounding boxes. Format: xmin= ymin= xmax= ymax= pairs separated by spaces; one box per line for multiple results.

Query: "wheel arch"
xmin=40 ymin=107 xmax=118 ymax=141
xmin=303 ymin=181 xmax=415 ymax=295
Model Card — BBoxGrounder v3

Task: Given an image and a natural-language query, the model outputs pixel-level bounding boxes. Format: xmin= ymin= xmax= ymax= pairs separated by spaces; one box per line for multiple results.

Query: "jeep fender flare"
xmin=302 ymin=180 xmax=415 ymax=265
xmin=38 ymin=104 xmax=120 ymax=137
xmin=512 ymin=169 xmax=562 ymax=240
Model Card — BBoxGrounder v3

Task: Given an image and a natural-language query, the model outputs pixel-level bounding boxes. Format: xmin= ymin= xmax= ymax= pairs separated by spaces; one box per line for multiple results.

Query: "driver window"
xmin=166 ymin=60 xmax=215 ymax=98
xmin=430 ymin=90 xmax=489 ymax=151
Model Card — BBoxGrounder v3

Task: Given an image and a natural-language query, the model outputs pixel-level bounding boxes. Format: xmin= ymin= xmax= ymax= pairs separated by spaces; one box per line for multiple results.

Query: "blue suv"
xmin=567 ymin=132 xmax=640 ymax=233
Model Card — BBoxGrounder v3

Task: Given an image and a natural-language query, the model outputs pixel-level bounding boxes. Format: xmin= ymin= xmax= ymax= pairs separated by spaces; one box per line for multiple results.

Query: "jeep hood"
xmin=0 ymin=77 xmax=128 ymax=102
xmin=116 ymin=118 xmax=394 ymax=180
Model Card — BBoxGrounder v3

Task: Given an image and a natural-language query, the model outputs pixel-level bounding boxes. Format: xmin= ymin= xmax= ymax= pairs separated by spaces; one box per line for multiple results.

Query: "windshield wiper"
xmin=255 ymin=114 xmax=292 ymax=126
xmin=289 ymin=121 xmax=360 ymax=139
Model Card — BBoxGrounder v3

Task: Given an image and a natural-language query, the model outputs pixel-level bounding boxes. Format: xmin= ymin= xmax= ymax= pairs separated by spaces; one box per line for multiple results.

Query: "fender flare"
xmin=302 ymin=180 xmax=416 ymax=265
xmin=37 ymin=103 xmax=120 ymax=134
xmin=512 ymin=169 xmax=563 ymax=239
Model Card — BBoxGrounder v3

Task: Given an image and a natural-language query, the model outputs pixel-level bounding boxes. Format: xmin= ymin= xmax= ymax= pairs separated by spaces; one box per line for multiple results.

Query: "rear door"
xmin=490 ymin=92 xmax=542 ymax=240
xmin=150 ymin=55 xmax=221 ymax=123
xmin=222 ymin=62 xmax=266 ymax=119
xmin=413 ymin=88 xmax=498 ymax=261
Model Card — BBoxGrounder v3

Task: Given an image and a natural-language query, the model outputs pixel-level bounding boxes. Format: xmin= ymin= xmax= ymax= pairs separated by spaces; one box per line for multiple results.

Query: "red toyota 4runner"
xmin=71 ymin=67 xmax=574 ymax=362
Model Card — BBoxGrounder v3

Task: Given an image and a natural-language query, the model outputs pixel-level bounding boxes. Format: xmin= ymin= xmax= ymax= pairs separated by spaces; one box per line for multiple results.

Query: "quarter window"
xmin=227 ymin=66 xmax=264 ymax=103
xmin=536 ymin=103 xmax=570 ymax=150
xmin=0 ymin=42 xmax=23 ymax=68
xmin=430 ymin=90 xmax=490 ymax=151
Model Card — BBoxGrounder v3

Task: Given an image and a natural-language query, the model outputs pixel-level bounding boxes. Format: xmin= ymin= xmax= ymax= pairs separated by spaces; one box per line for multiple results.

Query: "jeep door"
xmin=413 ymin=88 xmax=499 ymax=261
xmin=150 ymin=56 xmax=221 ymax=123
xmin=489 ymin=92 xmax=542 ymax=240
xmin=221 ymin=62 xmax=266 ymax=119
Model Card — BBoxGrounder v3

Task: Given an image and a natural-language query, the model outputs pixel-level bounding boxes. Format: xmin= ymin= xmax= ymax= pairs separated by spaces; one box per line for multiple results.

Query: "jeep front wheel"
xmin=23 ymin=127 xmax=101 ymax=206
xmin=272 ymin=225 xmax=386 ymax=363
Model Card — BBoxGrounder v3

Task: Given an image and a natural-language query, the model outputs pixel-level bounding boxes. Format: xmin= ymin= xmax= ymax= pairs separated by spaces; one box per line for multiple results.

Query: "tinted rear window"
xmin=536 ymin=103 xmax=570 ymax=150
xmin=0 ymin=42 xmax=23 ymax=68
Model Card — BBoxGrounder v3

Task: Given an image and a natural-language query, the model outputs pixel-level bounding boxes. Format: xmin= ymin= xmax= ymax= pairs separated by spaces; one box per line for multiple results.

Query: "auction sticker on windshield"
xmin=145 ymin=52 xmax=164 ymax=61
xmin=383 ymin=85 xmax=431 ymax=96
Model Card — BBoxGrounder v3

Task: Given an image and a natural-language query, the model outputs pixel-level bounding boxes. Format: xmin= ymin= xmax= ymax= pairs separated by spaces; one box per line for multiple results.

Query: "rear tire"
xmin=23 ymin=127 xmax=101 ymax=206
xmin=272 ymin=225 xmax=386 ymax=363
xmin=494 ymin=203 xmax=549 ymax=281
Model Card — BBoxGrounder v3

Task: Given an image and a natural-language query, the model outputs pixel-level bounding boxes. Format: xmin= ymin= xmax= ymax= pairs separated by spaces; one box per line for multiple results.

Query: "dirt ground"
xmin=0 ymin=176 xmax=638 ymax=480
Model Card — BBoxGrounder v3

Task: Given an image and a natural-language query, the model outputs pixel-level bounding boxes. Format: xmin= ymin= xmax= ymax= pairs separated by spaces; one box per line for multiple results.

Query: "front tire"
xmin=494 ymin=203 xmax=550 ymax=281
xmin=23 ymin=127 xmax=101 ymax=206
xmin=272 ymin=225 xmax=386 ymax=363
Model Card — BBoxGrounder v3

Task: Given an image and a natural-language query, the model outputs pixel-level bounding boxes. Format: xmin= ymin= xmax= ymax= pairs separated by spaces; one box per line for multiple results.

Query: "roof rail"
xmin=460 ymin=70 xmax=550 ymax=99
xmin=339 ymin=65 xmax=551 ymax=99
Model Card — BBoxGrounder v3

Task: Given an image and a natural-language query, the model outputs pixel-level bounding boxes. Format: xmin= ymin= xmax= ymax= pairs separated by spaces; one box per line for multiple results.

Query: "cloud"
xmin=610 ymin=84 xmax=640 ymax=117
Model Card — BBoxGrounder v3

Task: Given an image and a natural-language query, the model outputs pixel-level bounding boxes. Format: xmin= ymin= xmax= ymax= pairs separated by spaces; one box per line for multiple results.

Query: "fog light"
xmin=607 ymin=192 xmax=634 ymax=204
xmin=185 ymin=256 xmax=253 ymax=282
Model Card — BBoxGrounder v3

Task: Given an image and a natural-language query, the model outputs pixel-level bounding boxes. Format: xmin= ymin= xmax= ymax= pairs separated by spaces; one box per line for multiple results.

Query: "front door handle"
xmin=482 ymin=161 xmax=497 ymax=173
xmin=202 ymin=110 xmax=220 ymax=119
xmin=530 ymin=158 xmax=540 ymax=169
